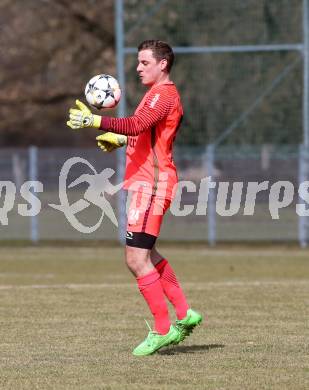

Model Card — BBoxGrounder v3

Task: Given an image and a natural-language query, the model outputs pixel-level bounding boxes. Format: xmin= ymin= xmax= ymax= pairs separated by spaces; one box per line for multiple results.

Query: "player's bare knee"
xmin=125 ymin=246 xmax=137 ymax=269
xmin=125 ymin=245 xmax=152 ymax=276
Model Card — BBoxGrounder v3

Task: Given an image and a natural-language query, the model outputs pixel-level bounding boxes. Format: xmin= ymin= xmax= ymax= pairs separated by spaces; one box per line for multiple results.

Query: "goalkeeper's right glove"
xmin=96 ymin=132 xmax=127 ymax=152
xmin=67 ymin=100 xmax=101 ymax=129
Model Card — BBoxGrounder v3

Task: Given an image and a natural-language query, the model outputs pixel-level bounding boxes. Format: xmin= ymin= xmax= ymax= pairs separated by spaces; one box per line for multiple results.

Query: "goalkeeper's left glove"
xmin=96 ymin=132 xmax=127 ymax=152
xmin=67 ymin=99 xmax=101 ymax=129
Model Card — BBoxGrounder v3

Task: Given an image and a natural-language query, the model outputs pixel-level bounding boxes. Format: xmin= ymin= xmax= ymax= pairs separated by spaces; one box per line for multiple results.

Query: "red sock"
xmin=155 ymin=259 xmax=189 ymax=320
xmin=137 ymin=269 xmax=171 ymax=335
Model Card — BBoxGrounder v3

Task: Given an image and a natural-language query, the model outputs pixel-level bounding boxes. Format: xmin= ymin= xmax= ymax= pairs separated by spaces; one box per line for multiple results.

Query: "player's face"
xmin=137 ymin=49 xmax=167 ymax=86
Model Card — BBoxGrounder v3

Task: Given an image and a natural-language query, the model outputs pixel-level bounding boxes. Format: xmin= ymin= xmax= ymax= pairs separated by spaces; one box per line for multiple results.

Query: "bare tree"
xmin=0 ymin=0 xmax=115 ymax=146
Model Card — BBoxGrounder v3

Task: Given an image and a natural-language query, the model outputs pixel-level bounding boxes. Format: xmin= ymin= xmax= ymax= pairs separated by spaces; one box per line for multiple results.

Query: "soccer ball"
xmin=84 ymin=74 xmax=121 ymax=109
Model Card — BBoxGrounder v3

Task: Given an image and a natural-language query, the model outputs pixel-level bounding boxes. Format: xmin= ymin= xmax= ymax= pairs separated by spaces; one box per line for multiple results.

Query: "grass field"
xmin=0 ymin=245 xmax=308 ymax=389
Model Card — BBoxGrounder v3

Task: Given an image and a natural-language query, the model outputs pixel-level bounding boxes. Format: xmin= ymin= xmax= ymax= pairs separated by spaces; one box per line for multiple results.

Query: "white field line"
xmin=1 ymin=248 xmax=309 ymax=259
xmin=197 ymin=250 xmax=309 ymax=257
xmin=0 ymin=273 xmax=55 ymax=278
xmin=0 ymin=280 xmax=308 ymax=290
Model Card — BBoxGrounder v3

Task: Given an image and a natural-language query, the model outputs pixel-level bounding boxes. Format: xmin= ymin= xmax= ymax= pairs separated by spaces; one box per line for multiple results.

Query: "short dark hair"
xmin=138 ymin=40 xmax=174 ymax=73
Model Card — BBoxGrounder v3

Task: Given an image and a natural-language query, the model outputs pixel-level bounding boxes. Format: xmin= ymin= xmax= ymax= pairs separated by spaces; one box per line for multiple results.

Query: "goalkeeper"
xmin=67 ymin=40 xmax=203 ymax=356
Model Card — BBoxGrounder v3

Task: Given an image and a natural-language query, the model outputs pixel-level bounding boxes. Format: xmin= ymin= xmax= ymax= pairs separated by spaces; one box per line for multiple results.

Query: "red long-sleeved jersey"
xmin=99 ymin=81 xmax=183 ymax=199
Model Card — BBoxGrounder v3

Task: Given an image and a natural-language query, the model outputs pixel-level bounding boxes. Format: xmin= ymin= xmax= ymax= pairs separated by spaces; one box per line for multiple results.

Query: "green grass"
xmin=0 ymin=245 xmax=308 ymax=389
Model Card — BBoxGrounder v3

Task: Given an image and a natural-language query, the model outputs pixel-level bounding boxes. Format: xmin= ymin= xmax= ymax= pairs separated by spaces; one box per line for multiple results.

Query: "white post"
xmin=298 ymin=145 xmax=309 ymax=247
xmin=115 ymin=0 xmax=126 ymax=244
xmin=303 ymin=0 xmax=309 ymax=149
xmin=206 ymin=144 xmax=216 ymax=246
xmin=298 ymin=1 xmax=309 ymax=247
xmin=29 ymin=146 xmax=39 ymax=243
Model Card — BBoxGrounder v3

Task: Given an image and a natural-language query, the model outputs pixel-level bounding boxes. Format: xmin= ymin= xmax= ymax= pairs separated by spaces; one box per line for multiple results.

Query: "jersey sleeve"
xmin=99 ymin=88 xmax=173 ymax=136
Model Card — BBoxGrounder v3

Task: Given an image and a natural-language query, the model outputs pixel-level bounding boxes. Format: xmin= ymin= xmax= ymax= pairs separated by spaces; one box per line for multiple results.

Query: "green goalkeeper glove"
xmin=96 ymin=132 xmax=127 ymax=152
xmin=67 ymin=99 xmax=101 ymax=129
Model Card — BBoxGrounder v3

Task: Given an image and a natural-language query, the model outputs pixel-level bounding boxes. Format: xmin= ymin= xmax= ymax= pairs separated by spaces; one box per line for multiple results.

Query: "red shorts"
xmin=126 ymin=191 xmax=171 ymax=237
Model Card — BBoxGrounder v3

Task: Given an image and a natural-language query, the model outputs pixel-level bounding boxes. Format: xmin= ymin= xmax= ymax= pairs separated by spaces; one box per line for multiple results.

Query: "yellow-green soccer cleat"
xmin=175 ymin=309 xmax=203 ymax=343
xmin=132 ymin=324 xmax=180 ymax=356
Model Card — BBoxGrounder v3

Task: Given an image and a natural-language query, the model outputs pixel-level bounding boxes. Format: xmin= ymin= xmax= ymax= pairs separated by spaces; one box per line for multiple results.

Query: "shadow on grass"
xmin=158 ymin=344 xmax=225 ymax=355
